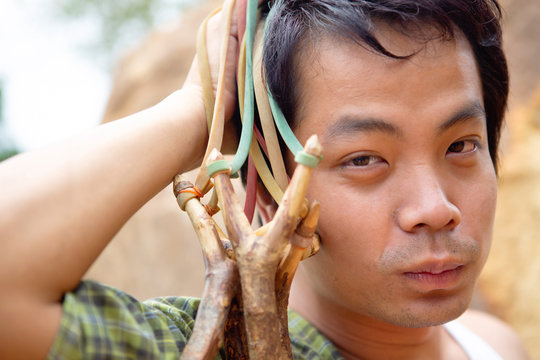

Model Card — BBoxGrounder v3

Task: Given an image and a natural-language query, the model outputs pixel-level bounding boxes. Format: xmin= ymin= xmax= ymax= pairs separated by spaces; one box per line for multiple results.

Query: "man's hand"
xmin=183 ymin=0 xmax=268 ymax=155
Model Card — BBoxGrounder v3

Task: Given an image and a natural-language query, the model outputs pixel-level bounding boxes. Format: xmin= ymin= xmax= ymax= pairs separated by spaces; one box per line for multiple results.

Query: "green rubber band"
xmin=263 ymin=13 xmax=308 ymax=159
xmin=230 ymin=0 xmax=258 ymax=174
xmin=206 ymin=160 xmax=231 ymax=178
xmin=294 ymin=151 xmax=321 ymax=168
xmin=267 ymin=88 xmax=303 ymax=155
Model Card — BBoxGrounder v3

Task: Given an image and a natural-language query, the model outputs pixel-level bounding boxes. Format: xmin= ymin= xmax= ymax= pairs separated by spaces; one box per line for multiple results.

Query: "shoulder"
xmin=457 ymin=309 xmax=529 ymax=359
xmin=48 ymin=280 xmax=204 ymax=359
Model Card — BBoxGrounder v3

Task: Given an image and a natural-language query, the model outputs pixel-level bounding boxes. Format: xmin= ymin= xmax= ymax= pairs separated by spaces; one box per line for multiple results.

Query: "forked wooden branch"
xmin=174 ymin=177 xmax=241 ymax=360
xmin=172 ymin=0 xmax=324 ymax=357
xmin=275 ymin=202 xmax=320 ymax=353
xmin=210 ymin=135 xmax=322 ymax=359
xmin=175 ymin=136 xmax=322 ymax=359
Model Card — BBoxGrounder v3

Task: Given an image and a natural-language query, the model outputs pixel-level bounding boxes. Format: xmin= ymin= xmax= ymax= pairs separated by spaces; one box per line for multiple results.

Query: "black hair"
xmin=262 ymin=0 xmax=509 ymax=169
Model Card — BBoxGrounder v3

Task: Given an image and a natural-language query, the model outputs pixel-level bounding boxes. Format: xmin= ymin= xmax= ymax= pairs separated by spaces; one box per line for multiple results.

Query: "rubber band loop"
xmin=254 ymin=125 xmax=268 ymax=157
xmin=238 ymin=30 xmax=284 ymax=204
xmin=267 ymin=89 xmax=303 ymax=155
xmin=207 ymin=160 xmax=231 ymax=178
xmin=249 ymin=132 xmax=284 ymax=203
xmin=179 ymin=187 xmax=204 ymax=198
xmin=236 ymin=0 xmax=247 ymax=61
xmin=205 ymin=204 xmax=220 ymax=216
xmin=237 ymin=27 xmax=247 ymax=110
xmin=176 ymin=185 xmax=205 ymax=211
xmin=294 ymin=151 xmax=321 ymax=168
xmin=244 ymin=154 xmax=257 ymax=223
xmin=229 ymin=0 xmax=258 ymax=174
xmin=194 ymin=0 xmax=237 ymax=193
xmin=197 ymin=7 xmax=222 ymax=131
xmin=263 ymin=13 xmax=320 ymax=171
xmin=189 ymin=0 xmax=320 ymax=220
xmin=253 ymin=20 xmax=289 ymax=191
xmin=263 ymin=13 xmax=304 ymax=158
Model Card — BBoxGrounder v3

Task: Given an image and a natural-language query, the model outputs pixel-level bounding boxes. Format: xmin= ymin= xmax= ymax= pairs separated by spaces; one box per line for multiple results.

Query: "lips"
xmin=405 ymin=262 xmax=464 ymax=275
xmin=402 ymin=262 xmax=465 ymax=290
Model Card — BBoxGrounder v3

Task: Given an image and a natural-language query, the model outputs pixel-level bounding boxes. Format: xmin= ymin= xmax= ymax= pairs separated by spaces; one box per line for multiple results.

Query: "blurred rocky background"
xmin=84 ymin=0 xmax=222 ymax=301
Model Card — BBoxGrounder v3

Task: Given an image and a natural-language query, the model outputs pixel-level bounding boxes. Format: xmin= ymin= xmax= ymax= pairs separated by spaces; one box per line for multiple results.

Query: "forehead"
xmin=292 ymin=27 xmax=483 ymax=143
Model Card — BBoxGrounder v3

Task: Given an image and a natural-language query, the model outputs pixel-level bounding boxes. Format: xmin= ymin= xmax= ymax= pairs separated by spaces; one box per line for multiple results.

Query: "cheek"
xmin=461 ymin=169 xmax=497 ymax=258
xmin=307 ymin=171 xmax=388 ymax=254
xmin=303 ymin=171 xmax=392 ymax=295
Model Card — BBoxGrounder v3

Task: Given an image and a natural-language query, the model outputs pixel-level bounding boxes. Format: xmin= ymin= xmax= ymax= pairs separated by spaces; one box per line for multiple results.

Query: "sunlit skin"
xmin=283 ymin=28 xmax=498 ymax=359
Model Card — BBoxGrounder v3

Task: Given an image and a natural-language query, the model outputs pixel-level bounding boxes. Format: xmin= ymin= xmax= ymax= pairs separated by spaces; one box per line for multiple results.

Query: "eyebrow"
xmin=324 ymin=101 xmax=486 ymax=142
xmin=326 ymin=116 xmax=403 ymax=141
xmin=437 ymin=101 xmax=486 ymax=134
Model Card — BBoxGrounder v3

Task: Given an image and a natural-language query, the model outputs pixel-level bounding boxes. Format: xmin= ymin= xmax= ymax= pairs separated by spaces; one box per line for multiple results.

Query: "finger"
xmin=195 ymin=0 xmax=239 ymax=192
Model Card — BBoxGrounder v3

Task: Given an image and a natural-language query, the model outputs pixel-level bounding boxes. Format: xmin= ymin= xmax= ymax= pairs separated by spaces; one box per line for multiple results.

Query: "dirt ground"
xmin=85 ymin=0 xmax=540 ymax=357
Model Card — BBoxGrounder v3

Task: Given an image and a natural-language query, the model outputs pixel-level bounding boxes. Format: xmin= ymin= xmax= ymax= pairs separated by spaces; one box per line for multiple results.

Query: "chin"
xmin=374 ymin=289 xmax=474 ymax=328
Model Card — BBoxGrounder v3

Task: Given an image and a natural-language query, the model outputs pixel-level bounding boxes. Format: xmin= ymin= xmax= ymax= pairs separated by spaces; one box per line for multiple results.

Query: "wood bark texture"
xmin=176 ymin=136 xmax=322 ymax=359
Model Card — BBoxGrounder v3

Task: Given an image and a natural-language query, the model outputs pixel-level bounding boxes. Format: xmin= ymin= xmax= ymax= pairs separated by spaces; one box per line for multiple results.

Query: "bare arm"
xmin=0 ymin=3 xmax=241 ymax=357
xmin=0 ymin=88 xmax=208 ymax=359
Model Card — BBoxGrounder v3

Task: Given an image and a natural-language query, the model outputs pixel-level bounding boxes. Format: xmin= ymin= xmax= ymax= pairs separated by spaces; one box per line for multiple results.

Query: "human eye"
xmin=447 ymin=139 xmax=480 ymax=155
xmin=338 ymin=152 xmax=388 ymax=182
xmin=342 ymin=154 xmax=385 ymax=168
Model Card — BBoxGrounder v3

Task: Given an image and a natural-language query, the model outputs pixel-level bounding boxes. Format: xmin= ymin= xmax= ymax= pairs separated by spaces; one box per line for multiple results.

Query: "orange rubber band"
xmin=179 ymin=186 xmax=204 ymax=199
xmin=205 ymin=204 xmax=220 ymax=216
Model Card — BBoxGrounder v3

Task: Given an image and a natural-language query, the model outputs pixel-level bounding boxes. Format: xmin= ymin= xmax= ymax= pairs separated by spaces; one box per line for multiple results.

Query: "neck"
xmin=289 ymin=269 xmax=447 ymax=360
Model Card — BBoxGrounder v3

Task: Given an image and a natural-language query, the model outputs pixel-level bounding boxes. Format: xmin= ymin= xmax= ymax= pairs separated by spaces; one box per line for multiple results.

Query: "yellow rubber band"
xmin=253 ymin=21 xmax=289 ymax=191
xmin=195 ymin=0 xmax=237 ymax=193
xmin=236 ymin=20 xmax=283 ymax=204
xmin=197 ymin=7 xmax=222 ymax=131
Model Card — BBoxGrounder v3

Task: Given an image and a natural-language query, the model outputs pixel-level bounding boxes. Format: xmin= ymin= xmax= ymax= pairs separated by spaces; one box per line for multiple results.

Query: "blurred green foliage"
xmin=0 ymin=148 xmax=19 ymax=162
xmin=0 ymin=81 xmax=20 ymax=162
xmin=56 ymin=0 xmax=194 ymax=56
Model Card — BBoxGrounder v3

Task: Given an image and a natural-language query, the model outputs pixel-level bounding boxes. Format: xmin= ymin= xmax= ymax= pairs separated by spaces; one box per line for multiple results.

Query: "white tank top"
xmin=443 ymin=320 xmax=504 ymax=360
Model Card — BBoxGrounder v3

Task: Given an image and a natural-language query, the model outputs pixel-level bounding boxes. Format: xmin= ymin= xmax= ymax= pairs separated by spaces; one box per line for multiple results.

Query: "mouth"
xmin=402 ymin=262 xmax=465 ymax=290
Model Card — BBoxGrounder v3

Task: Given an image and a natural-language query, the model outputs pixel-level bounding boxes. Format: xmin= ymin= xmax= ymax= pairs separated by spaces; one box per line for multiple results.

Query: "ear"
xmin=255 ymin=182 xmax=278 ymax=224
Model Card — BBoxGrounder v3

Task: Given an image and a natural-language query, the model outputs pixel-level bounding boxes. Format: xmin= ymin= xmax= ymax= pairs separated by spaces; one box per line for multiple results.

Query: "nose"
xmin=396 ymin=167 xmax=461 ymax=233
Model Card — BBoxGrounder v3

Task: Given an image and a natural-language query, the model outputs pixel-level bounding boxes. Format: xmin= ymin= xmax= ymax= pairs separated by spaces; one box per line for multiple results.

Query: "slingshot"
xmin=174 ymin=0 xmax=322 ymax=358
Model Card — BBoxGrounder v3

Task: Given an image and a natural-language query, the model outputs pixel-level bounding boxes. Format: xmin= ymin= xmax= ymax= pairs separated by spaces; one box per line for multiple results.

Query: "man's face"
xmin=290 ymin=29 xmax=497 ymax=327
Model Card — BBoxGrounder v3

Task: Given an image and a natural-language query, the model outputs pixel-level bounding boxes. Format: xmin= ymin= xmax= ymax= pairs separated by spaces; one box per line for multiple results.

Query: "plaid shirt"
xmin=47 ymin=281 xmax=344 ymax=359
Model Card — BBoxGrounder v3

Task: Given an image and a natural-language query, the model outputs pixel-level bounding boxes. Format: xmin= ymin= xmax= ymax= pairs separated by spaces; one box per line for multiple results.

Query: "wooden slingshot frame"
xmin=174 ymin=0 xmax=322 ymax=358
